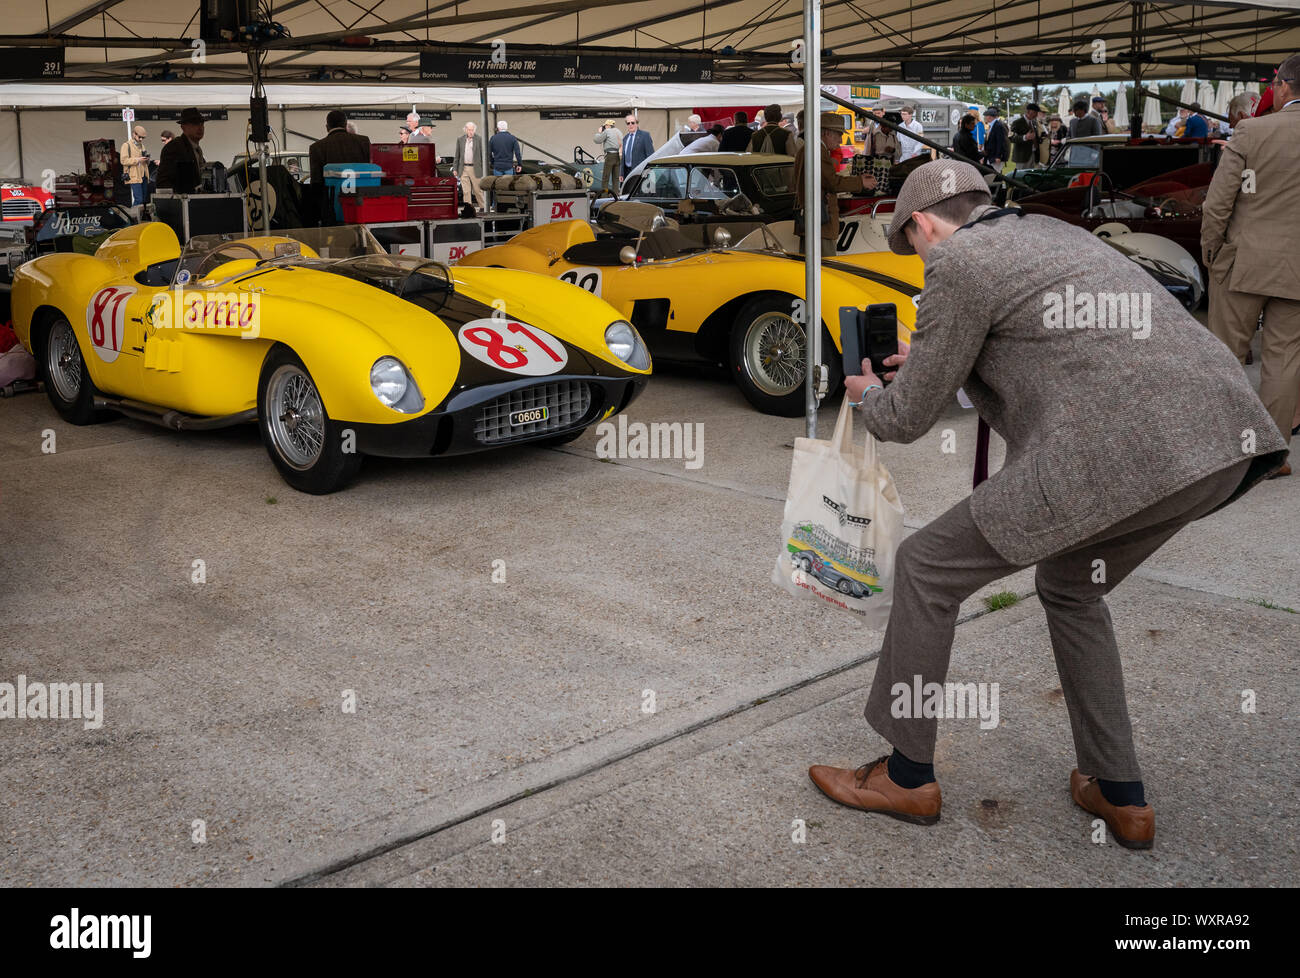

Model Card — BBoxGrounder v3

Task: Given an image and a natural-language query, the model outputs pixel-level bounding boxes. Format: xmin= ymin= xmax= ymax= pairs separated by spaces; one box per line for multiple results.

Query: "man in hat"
xmin=1069 ymin=98 xmax=1103 ymax=138
xmin=791 ymin=111 xmax=877 ymax=250
xmin=157 ymin=107 xmax=207 ymax=194
xmin=1008 ymin=102 xmax=1043 ymax=168
xmin=980 ymin=106 xmax=1008 ymax=170
xmin=594 ymin=119 xmax=622 ymax=195
xmin=309 ymin=109 xmax=371 ymax=187
xmin=810 ymin=158 xmax=1286 ymax=847
xmin=119 ymin=124 xmax=152 ymax=211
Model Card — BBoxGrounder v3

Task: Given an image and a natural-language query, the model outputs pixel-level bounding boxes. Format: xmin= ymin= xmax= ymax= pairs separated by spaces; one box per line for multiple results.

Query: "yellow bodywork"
xmin=12 ymin=222 xmax=647 ymax=425
xmin=457 ymin=219 xmax=919 ymax=352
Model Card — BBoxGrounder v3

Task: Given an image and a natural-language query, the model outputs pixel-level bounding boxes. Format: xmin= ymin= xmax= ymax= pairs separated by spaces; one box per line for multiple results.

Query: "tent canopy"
xmin=2 ymin=1 xmax=1297 ymax=85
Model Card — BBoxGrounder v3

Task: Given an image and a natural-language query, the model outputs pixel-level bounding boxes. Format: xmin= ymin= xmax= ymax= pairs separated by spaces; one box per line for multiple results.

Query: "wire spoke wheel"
xmin=46 ymin=320 xmax=83 ymax=403
xmin=266 ymin=364 xmax=325 ymax=470
xmin=743 ymin=312 xmax=806 ymax=396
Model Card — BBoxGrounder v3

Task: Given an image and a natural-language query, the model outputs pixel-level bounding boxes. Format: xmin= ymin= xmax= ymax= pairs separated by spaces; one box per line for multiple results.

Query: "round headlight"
xmin=605 ymin=320 xmax=650 ymax=370
xmin=370 ymin=357 xmax=408 ymax=407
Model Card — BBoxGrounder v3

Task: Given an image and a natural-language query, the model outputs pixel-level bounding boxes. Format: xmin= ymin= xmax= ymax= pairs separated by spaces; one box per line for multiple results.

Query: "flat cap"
xmin=886 ymin=158 xmax=991 ymax=256
xmin=818 ymin=111 xmax=844 ymax=131
xmin=982 ymin=106 xmax=1000 ymax=117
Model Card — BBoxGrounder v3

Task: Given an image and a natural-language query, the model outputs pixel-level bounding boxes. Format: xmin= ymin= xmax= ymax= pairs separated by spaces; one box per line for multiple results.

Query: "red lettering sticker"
xmin=448 ymin=246 xmax=467 ymax=260
xmin=550 ymin=201 xmax=574 ymax=219
xmin=86 ymin=286 xmax=135 ymax=364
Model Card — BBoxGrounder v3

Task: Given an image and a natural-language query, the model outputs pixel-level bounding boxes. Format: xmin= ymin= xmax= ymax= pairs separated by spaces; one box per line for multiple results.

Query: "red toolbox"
xmin=397 ymin=176 xmax=459 ymax=220
xmin=340 ymin=185 xmax=409 ymax=223
xmin=371 ymin=142 xmax=436 ymax=178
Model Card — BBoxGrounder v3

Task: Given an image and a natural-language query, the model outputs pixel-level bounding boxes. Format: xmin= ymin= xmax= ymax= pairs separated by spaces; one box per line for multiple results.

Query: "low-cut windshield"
xmin=174 ymin=225 xmax=385 ymax=286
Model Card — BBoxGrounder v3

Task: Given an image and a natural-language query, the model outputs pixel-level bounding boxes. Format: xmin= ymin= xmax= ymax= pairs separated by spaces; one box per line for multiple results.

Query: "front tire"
xmin=729 ymin=295 xmax=843 ymax=417
xmin=257 ymin=347 xmax=362 ymax=494
xmin=41 ymin=317 xmax=101 ymax=425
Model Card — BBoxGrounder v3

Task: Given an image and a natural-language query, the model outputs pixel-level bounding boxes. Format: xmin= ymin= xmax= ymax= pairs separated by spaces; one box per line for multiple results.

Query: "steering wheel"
xmin=195 ymin=242 xmax=266 ymax=277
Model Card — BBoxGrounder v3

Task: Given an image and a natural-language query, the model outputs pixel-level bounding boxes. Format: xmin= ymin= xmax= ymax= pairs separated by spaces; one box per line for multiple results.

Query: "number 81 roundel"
xmin=457 ymin=319 xmax=569 ymax=376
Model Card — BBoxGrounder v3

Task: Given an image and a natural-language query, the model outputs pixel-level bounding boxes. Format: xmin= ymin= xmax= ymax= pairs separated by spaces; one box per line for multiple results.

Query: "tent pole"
xmin=15 ymin=109 xmax=24 ymax=183
xmin=1130 ymin=3 xmax=1145 ymax=138
xmin=803 ymin=0 xmax=822 ymax=440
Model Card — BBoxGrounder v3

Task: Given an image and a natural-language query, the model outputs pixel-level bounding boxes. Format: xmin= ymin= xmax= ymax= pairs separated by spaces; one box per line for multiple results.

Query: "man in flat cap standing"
xmin=980 ymin=106 xmax=1008 ymax=171
xmin=1008 ymin=103 xmax=1043 ymax=168
xmin=157 ymin=107 xmax=207 ymax=195
xmin=808 ymin=159 xmax=1286 ymax=848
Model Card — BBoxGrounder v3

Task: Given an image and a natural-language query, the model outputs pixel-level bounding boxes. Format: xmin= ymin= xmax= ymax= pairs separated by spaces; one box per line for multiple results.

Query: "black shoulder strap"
xmin=956 ymin=206 xmax=1025 ymax=233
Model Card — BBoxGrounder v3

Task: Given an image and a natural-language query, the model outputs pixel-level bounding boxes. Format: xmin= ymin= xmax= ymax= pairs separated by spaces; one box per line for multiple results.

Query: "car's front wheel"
xmin=729 ymin=295 xmax=843 ymax=417
xmin=41 ymin=317 xmax=102 ymax=425
xmin=257 ymin=347 xmax=362 ymax=494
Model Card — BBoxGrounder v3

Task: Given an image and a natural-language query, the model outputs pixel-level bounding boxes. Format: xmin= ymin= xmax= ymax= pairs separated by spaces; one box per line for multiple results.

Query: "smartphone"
xmin=839 ymin=303 xmax=898 ymax=379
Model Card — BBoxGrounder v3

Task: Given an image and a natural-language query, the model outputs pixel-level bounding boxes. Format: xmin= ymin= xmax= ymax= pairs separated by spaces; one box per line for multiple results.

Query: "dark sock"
xmin=887 ymin=748 xmax=936 ymax=788
xmin=1098 ymin=778 xmax=1146 ymax=807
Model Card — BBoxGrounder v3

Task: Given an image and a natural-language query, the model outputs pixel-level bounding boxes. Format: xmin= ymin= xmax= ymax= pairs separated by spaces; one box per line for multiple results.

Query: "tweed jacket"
xmin=860 ymin=204 xmax=1286 ymax=565
xmin=1201 ymin=100 xmax=1300 ymax=301
xmin=454 ymin=133 xmax=486 ymax=177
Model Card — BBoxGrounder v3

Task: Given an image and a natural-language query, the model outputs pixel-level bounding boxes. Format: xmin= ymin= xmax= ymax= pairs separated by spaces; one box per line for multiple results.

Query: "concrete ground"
xmin=1 ymin=327 xmax=1296 ymax=887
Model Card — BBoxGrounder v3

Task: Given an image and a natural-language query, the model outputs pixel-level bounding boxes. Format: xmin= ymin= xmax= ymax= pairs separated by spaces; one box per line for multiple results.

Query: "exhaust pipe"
xmin=94 ymin=396 xmax=257 ymax=431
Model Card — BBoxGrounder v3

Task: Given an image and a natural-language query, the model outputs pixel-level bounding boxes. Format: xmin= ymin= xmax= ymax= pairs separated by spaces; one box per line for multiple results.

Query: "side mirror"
xmin=650 ymin=214 xmax=666 ymax=231
xmin=619 ymin=245 xmax=637 ymax=265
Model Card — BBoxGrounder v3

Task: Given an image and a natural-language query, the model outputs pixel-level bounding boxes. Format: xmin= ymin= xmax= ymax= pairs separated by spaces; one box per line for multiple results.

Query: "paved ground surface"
xmin=1 ymin=327 xmax=1296 ymax=887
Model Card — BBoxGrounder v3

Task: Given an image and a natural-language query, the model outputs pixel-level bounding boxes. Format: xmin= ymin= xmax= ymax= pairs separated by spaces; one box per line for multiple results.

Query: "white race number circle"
xmin=457 ymin=318 xmax=569 ymax=376
xmin=86 ymin=285 xmax=135 ymax=363
xmin=558 ymin=266 xmax=602 ymax=297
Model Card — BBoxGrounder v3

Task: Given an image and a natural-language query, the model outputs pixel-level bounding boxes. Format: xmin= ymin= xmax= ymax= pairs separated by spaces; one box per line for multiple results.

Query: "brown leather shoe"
xmin=809 ymin=756 xmax=941 ymax=825
xmin=1267 ymin=461 xmax=1291 ymax=479
xmin=1070 ymin=770 xmax=1154 ymax=849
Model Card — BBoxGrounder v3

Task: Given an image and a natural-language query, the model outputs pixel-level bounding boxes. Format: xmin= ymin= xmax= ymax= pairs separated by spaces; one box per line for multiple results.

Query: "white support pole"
xmin=803 ymin=0 xmax=822 ymax=439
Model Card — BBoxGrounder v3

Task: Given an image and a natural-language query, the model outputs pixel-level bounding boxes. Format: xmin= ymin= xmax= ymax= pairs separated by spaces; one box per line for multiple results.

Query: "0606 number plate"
xmin=510 ymin=407 xmax=549 ymax=426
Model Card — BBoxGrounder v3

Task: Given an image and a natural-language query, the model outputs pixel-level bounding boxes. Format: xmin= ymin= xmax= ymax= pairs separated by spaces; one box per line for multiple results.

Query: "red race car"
xmin=2 ymin=183 xmax=55 ymax=224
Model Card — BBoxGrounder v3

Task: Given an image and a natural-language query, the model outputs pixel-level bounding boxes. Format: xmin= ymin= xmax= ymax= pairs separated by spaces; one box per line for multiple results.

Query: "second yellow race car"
xmin=10 ymin=222 xmax=650 ymax=493
xmin=457 ymin=203 xmax=921 ymax=416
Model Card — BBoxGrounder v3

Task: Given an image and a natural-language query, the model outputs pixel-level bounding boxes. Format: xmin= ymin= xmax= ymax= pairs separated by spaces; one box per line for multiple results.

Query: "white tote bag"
xmin=772 ymin=399 xmax=905 ymax=627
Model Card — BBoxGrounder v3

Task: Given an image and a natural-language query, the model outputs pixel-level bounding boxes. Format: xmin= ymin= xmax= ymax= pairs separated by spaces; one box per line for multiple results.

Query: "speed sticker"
xmin=86 ymin=285 xmax=135 ymax=363
xmin=457 ymin=319 xmax=569 ymax=376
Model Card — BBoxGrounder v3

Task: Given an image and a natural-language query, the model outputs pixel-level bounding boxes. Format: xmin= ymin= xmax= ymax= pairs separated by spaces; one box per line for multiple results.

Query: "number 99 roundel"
xmin=456 ymin=319 xmax=570 ymax=376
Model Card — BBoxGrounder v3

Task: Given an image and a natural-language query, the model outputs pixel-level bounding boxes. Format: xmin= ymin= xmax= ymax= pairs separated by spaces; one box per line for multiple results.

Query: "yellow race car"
xmin=457 ymin=203 xmax=921 ymax=415
xmin=11 ymin=222 xmax=650 ymax=493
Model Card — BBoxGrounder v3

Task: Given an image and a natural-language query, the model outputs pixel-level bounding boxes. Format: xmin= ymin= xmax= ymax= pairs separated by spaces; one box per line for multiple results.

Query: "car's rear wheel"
xmin=42 ymin=317 xmax=101 ymax=425
xmin=729 ymin=295 xmax=842 ymax=417
xmin=257 ymin=347 xmax=362 ymax=494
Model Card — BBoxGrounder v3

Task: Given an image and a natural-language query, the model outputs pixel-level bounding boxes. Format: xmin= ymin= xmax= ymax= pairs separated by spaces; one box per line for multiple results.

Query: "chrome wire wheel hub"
xmin=744 ymin=313 xmax=806 ymax=396
xmin=267 ymin=365 xmax=325 ymax=470
xmin=47 ymin=322 xmax=83 ymax=403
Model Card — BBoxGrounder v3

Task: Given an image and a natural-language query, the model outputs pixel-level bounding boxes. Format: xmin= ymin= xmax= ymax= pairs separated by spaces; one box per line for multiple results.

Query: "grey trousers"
xmin=864 ymin=458 xmax=1251 ymax=781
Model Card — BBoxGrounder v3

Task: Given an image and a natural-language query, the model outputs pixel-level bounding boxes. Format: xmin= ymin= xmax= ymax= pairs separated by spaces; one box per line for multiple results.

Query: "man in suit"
xmin=156 ymin=107 xmax=207 ymax=194
xmin=1202 ymin=53 xmax=1300 ymax=477
xmin=811 ymin=159 xmax=1286 ymax=847
xmin=620 ymin=115 xmax=654 ymax=178
xmin=1069 ymin=98 xmax=1103 ymax=138
xmin=1008 ymin=102 xmax=1043 ymax=168
xmin=980 ymin=107 xmax=1008 ymax=169
xmin=718 ymin=110 xmax=753 ymax=152
xmin=309 ymin=110 xmax=371 ymax=186
xmin=454 ymin=121 xmax=486 ymax=212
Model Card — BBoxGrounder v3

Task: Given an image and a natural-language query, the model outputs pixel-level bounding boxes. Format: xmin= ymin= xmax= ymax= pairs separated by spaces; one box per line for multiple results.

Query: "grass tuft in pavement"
xmin=984 ymin=590 xmax=1020 ymax=612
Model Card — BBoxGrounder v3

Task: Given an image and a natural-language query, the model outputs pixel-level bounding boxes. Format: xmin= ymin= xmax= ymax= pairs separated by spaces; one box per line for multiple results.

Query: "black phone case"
xmin=840 ymin=304 xmax=897 ymax=378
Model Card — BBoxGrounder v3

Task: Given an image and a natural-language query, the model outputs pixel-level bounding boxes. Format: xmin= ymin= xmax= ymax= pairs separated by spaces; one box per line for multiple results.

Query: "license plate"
xmin=510 ymin=406 xmax=549 ymax=426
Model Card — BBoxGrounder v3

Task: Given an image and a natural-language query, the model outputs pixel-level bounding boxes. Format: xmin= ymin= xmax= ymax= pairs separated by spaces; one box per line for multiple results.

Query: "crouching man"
xmin=809 ymin=160 xmax=1286 ymax=848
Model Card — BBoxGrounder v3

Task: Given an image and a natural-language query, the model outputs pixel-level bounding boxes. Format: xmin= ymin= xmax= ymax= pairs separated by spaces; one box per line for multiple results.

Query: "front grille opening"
xmin=474 ymin=381 xmax=592 ymax=444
